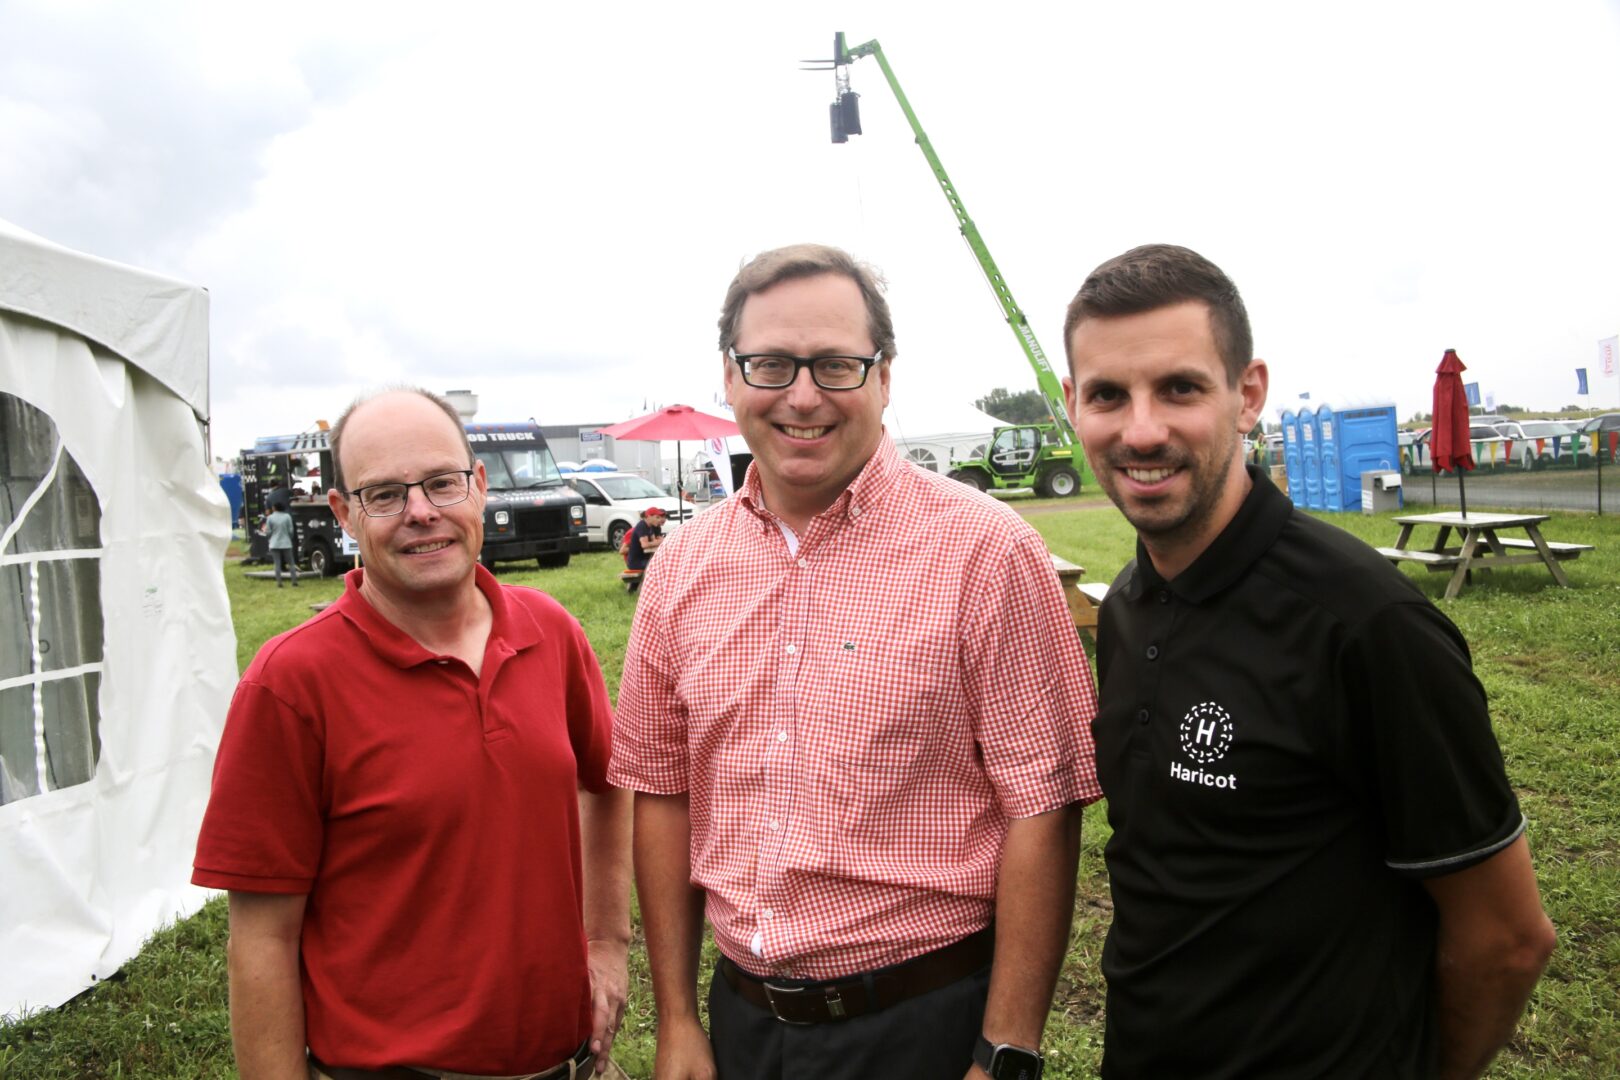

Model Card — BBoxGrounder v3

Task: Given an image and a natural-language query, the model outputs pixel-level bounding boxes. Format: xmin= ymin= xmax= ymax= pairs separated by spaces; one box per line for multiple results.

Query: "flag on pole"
xmin=1464 ymin=382 xmax=1481 ymax=407
xmin=1601 ymin=336 xmax=1618 ymax=378
xmin=1298 ymin=391 xmax=1311 ymax=400
xmin=1577 ymin=368 xmax=1589 ymax=395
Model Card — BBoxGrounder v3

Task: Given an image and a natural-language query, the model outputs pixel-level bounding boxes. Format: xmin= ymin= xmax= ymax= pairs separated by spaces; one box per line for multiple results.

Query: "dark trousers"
xmin=270 ymin=548 xmax=298 ymax=585
xmin=707 ymin=962 xmax=990 ymax=1080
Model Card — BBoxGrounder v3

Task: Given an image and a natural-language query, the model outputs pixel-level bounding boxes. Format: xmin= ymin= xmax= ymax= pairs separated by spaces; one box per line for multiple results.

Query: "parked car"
xmin=1581 ymin=413 xmax=1620 ymax=464
xmin=1494 ymin=420 xmax=1589 ymax=468
xmin=563 ymin=471 xmax=693 ymax=550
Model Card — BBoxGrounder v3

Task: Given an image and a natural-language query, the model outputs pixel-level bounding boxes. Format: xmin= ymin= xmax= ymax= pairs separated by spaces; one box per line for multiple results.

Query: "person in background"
xmin=194 ymin=387 xmax=632 ymax=1080
xmin=623 ymin=507 xmax=666 ymax=593
xmin=1062 ymin=242 xmax=1555 ymax=1079
xmin=613 ymin=243 xmax=1100 ymax=1080
xmin=262 ymin=500 xmax=297 ymax=588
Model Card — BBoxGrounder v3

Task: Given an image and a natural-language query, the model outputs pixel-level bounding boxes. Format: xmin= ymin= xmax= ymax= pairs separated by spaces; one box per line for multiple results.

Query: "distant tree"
xmin=975 ymin=387 xmax=1050 ymax=424
xmin=1409 ymin=411 xmax=1432 ymax=424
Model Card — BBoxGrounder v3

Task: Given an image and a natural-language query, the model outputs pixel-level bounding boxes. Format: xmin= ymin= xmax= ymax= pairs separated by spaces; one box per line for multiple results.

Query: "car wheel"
xmin=306 ymin=539 xmax=336 ymax=578
xmin=607 ymin=520 xmax=631 ymax=552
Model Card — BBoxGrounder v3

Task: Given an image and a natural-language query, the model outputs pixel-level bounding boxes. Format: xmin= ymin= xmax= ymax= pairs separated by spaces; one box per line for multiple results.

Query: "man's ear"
xmin=329 ymin=487 xmax=353 ymax=538
xmin=1237 ymin=359 xmax=1269 ymax=432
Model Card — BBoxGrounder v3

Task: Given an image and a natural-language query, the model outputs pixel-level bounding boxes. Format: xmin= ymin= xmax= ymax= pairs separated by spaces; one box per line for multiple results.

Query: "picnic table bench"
xmin=1379 ymin=511 xmax=1592 ymax=600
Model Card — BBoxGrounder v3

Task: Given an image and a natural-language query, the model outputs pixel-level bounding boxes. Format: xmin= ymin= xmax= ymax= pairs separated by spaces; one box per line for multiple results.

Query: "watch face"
xmin=991 ymin=1046 xmax=1043 ymax=1080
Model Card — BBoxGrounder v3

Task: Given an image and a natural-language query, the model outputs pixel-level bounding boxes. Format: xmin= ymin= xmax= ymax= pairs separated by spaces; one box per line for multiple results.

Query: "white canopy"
xmin=0 ymin=219 xmax=235 ymax=1017
xmin=884 ymin=397 xmax=1006 ymax=474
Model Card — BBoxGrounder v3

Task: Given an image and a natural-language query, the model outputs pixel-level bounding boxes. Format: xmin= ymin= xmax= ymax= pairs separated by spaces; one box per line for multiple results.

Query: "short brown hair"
xmin=328 ymin=386 xmax=473 ymax=493
xmin=717 ymin=243 xmax=897 ymax=360
xmin=1063 ymin=244 xmax=1253 ymax=386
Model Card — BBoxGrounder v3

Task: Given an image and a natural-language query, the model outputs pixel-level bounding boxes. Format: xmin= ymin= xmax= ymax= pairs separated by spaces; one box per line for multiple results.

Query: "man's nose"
xmin=1121 ymin=399 xmax=1170 ymax=453
xmin=401 ymin=483 xmax=443 ymax=521
xmin=781 ymin=363 xmax=825 ymax=411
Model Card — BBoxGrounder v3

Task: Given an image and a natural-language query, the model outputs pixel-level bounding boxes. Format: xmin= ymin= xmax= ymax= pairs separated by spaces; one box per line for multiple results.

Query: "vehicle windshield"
xmin=477 ymin=447 xmax=563 ymax=489
xmin=1521 ymin=422 xmax=1573 ymax=437
xmin=597 ymin=475 xmax=667 ymax=500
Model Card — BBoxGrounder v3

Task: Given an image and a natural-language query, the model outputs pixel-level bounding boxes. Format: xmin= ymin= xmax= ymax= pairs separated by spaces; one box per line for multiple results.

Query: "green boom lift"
xmin=809 ymin=32 xmax=1087 ymax=497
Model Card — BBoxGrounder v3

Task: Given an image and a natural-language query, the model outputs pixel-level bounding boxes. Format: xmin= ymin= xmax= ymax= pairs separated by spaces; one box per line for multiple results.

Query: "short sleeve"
xmin=192 ymin=678 xmax=325 ymax=893
xmin=560 ymin=613 xmax=615 ymax=794
xmin=1340 ymin=602 xmax=1523 ymax=877
xmin=961 ymin=527 xmax=1102 ymax=817
xmin=608 ymin=545 xmax=689 ymax=794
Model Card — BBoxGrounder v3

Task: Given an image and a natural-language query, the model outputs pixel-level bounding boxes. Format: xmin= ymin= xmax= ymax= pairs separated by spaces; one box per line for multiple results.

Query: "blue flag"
xmin=1298 ymin=391 xmax=1311 ymax=400
xmin=1464 ymin=382 xmax=1481 ymax=407
xmin=1577 ymin=368 xmax=1589 ymax=395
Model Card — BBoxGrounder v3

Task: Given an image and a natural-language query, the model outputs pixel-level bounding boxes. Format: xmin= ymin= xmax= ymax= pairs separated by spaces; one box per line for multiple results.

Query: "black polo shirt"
xmin=1094 ymin=467 xmax=1524 ymax=1079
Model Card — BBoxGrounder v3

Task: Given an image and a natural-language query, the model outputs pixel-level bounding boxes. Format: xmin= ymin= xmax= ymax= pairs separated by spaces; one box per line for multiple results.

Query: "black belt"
xmin=717 ymin=926 xmax=994 ymax=1024
xmin=308 ymin=1038 xmax=593 ymax=1080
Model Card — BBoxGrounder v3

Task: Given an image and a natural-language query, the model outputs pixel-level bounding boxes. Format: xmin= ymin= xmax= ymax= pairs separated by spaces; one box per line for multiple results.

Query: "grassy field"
xmin=3 ymin=501 xmax=1617 ymax=1078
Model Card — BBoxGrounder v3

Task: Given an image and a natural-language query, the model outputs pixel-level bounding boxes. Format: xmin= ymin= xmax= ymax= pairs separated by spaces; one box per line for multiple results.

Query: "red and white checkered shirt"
xmin=609 ymin=433 xmax=1100 ymax=980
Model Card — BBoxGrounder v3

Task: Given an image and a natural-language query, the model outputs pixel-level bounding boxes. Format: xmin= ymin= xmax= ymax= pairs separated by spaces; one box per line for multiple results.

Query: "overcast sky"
xmin=4 ymin=0 xmax=1618 ymax=460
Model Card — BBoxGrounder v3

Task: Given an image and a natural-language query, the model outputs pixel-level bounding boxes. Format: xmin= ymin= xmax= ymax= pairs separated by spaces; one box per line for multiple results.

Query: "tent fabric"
xmin=884 ymin=400 xmax=1005 ymax=473
xmin=0 ymin=219 xmax=210 ymax=422
xmin=0 ymin=221 xmax=234 ymax=1018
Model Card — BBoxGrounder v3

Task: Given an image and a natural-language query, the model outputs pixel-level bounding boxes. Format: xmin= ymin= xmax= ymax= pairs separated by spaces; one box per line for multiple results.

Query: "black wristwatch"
xmin=973 ymin=1035 xmax=1045 ymax=1080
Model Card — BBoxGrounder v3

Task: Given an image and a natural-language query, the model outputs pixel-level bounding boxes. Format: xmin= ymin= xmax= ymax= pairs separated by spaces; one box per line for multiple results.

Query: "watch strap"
xmin=972 ymin=1035 xmax=1045 ymax=1079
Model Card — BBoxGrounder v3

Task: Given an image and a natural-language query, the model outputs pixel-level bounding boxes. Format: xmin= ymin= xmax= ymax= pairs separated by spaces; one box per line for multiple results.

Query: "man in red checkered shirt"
xmin=610 ymin=244 xmax=1102 ymax=1080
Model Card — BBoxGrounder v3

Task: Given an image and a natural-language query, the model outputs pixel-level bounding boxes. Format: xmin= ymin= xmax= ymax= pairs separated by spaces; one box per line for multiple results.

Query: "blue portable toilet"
xmin=1300 ymin=408 xmax=1323 ymax=509
xmin=1335 ymin=401 xmax=1400 ymax=509
xmin=219 ymin=472 xmax=244 ymax=529
xmin=1317 ymin=403 xmax=1344 ymax=511
xmin=1280 ymin=409 xmax=1306 ymax=503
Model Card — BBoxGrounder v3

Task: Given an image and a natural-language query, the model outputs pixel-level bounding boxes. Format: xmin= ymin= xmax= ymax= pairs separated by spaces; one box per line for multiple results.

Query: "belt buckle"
xmin=762 ymin=981 xmax=847 ymax=1024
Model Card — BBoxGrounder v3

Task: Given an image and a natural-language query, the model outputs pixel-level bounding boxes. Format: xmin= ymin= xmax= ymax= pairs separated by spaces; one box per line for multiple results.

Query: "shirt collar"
xmin=1124 ymin=465 xmax=1292 ymax=604
xmin=333 ymin=563 xmax=540 ymax=668
xmin=737 ymin=429 xmax=900 ymax=529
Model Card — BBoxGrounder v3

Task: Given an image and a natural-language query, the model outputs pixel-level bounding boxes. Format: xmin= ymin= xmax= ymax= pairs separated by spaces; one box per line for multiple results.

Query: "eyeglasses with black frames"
xmin=727 ymin=347 xmax=884 ymax=391
xmin=341 ymin=470 xmax=475 ymax=517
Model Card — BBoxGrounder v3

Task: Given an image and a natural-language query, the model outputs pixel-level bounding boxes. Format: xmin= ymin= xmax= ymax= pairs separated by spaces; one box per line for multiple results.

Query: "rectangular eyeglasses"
xmin=342 ymin=470 xmax=474 ymax=517
xmin=728 ymin=347 xmax=884 ymax=390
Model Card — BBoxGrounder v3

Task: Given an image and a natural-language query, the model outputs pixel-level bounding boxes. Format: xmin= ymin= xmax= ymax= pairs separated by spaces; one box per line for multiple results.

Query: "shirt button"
xmin=762 ymin=908 xmax=773 ymax=920
xmin=1136 ymin=708 xmax=1150 ymax=725
xmin=850 ymin=505 xmax=862 ymax=518
xmin=1157 ymin=590 xmax=1171 ymax=604
xmin=785 ymin=644 xmax=798 ymax=655
xmin=798 ymin=558 xmax=809 ymax=568
xmin=1146 ymin=644 xmax=1160 ymax=661
xmin=768 ymin=819 xmax=780 ymax=831
xmin=776 ymin=731 xmax=788 ymax=743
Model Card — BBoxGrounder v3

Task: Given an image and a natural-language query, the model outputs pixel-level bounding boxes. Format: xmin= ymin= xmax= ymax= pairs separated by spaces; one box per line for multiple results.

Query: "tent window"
xmin=1 ymin=393 xmax=104 ymax=804
xmin=905 ymin=447 xmax=940 ymax=473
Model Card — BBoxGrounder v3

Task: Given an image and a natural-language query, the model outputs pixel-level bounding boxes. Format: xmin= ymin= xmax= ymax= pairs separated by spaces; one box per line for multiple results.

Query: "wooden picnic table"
xmin=1377 ymin=510 xmax=1592 ymax=600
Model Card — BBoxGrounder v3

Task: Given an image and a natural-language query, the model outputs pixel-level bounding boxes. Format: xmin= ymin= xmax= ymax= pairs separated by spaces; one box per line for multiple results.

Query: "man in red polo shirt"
xmin=611 ymin=244 xmax=1102 ymax=1080
xmin=194 ymin=388 xmax=632 ymax=1080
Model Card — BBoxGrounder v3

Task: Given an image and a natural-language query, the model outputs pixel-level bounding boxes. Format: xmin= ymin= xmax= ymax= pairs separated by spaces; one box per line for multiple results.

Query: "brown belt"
xmin=308 ymin=1039 xmax=593 ymax=1080
xmin=717 ymin=926 xmax=994 ymax=1024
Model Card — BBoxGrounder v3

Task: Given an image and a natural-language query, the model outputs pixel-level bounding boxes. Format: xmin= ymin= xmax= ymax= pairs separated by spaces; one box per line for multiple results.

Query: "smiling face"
xmin=328 ymin=391 xmax=486 ymax=607
xmin=1064 ymin=301 xmax=1267 ymax=578
xmin=723 ymin=272 xmax=890 ymax=530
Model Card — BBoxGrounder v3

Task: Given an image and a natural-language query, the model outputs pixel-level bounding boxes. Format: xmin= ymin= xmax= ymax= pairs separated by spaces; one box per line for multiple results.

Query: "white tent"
xmin=884 ymin=398 xmax=1007 ymax=474
xmin=0 ymin=219 xmax=235 ymax=1017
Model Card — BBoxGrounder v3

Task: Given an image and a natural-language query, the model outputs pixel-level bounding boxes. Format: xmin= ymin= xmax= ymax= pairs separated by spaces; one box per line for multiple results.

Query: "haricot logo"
xmin=1172 ymin=701 xmax=1238 ymax=791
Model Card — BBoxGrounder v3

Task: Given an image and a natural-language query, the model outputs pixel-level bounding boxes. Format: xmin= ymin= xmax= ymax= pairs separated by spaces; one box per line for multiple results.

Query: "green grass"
xmin=4 ymin=509 xmax=1618 ymax=1078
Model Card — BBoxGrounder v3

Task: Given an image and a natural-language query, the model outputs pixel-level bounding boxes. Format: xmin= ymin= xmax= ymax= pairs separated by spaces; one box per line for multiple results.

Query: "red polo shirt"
xmin=194 ymin=567 xmax=613 ymax=1073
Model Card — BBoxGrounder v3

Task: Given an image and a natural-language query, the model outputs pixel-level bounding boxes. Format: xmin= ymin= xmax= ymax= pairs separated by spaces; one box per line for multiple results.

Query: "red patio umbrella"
xmin=597 ymin=405 xmax=741 ymax=498
xmin=1430 ymin=348 xmax=1475 ymax=516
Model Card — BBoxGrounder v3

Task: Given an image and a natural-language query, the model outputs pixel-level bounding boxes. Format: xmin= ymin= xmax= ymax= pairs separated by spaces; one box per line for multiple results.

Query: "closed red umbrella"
xmin=598 ymin=405 xmax=741 ymax=498
xmin=1430 ymin=348 xmax=1475 ymax=516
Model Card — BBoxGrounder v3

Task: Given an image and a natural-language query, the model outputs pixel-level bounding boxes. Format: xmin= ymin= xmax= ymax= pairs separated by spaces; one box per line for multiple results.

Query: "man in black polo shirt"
xmin=1060 ymin=244 xmax=1556 ymax=1079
